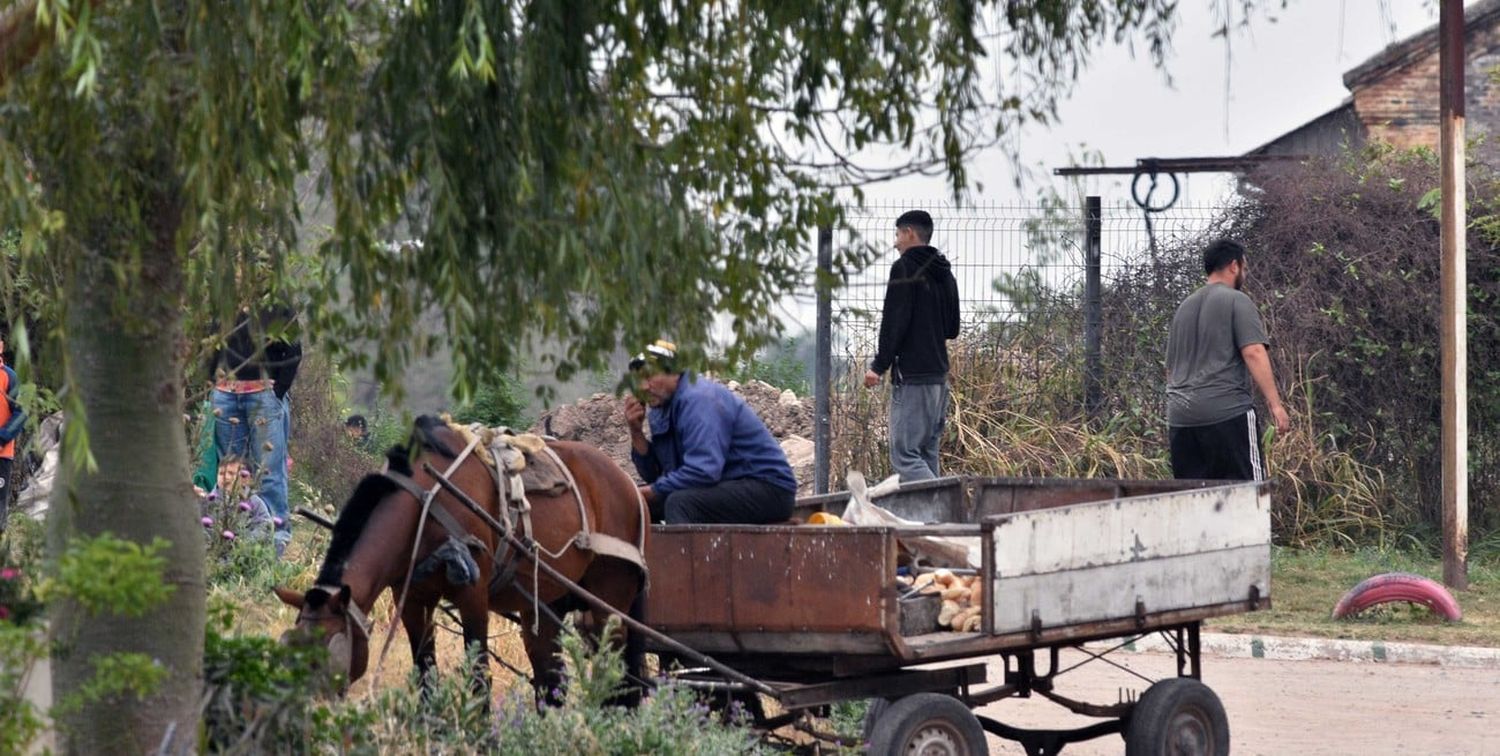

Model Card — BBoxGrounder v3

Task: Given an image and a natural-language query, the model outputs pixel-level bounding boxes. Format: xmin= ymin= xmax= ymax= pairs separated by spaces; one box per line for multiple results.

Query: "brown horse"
xmin=274 ymin=415 xmax=648 ymax=701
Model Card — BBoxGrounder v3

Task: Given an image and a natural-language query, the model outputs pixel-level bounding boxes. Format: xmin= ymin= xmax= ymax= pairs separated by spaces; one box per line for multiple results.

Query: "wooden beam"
xmin=1053 ymin=155 xmax=1311 ymax=177
xmin=1440 ymin=0 xmax=1468 ymax=590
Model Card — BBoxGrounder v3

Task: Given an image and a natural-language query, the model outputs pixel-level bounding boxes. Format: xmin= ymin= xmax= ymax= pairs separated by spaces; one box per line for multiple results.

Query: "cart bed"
xmin=644 ymin=477 xmax=1270 ymax=674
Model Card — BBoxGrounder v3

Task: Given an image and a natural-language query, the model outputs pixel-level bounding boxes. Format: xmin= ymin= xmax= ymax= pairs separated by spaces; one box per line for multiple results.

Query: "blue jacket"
xmin=631 ymin=373 xmax=797 ymax=498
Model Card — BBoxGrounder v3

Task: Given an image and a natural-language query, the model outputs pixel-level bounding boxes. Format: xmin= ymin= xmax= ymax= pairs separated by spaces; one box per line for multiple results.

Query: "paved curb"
xmin=1090 ymin=632 xmax=1500 ymax=670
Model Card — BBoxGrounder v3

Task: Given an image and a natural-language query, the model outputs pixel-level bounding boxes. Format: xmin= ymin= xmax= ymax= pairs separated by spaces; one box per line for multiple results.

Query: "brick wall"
xmin=1350 ymin=25 xmax=1500 ymax=164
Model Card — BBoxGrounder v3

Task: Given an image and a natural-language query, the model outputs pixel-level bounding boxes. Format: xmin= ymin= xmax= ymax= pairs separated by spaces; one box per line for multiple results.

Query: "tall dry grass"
xmin=831 ymin=330 xmax=1392 ymax=547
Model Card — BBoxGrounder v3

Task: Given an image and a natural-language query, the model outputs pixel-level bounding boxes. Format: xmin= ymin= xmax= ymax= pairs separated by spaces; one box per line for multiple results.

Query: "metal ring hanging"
xmin=1131 ymin=168 xmax=1181 ymax=213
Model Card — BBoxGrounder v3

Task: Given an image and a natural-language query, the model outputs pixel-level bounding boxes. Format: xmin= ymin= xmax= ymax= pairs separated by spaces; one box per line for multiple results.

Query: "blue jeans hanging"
xmin=212 ymin=388 xmax=291 ymax=553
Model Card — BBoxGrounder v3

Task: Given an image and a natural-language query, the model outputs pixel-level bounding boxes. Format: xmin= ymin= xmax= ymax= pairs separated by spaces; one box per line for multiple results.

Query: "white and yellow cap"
xmin=629 ymin=339 xmax=678 ymax=372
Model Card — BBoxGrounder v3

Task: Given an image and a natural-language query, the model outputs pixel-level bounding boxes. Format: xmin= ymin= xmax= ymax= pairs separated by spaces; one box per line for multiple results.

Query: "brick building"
xmin=1249 ymin=0 xmax=1500 ymax=164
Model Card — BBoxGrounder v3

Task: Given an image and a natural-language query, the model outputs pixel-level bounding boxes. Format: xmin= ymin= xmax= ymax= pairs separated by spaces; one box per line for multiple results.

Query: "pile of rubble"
xmin=531 ymin=379 xmax=817 ymax=495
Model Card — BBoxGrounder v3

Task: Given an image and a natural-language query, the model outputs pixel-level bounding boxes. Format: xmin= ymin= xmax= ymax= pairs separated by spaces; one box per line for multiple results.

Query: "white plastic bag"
xmin=843 ymin=471 xmax=980 ymax=568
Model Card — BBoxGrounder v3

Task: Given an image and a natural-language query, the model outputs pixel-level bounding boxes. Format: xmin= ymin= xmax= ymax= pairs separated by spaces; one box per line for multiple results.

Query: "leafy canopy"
xmin=1 ymin=0 xmax=1192 ymax=398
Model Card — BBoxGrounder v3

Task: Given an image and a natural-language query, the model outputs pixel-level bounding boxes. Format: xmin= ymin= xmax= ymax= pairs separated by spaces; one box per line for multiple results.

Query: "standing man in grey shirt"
xmin=1166 ymin=239 xmax=1290 ymax=480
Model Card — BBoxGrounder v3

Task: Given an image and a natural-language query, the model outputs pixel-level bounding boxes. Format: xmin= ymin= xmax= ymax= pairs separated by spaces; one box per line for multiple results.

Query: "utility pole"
xmin=1440 ymin=0 xmax=1468 ymax=590
xmin=1083 ymin=197 xmax=1102 ymax=421
xmin=814 ymin=225 xmax=833 ymax=495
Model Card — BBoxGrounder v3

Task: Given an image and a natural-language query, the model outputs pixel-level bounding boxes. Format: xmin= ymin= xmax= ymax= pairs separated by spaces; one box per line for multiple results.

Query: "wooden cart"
xmin=642 ymin=476 xmax=1271 ymax=755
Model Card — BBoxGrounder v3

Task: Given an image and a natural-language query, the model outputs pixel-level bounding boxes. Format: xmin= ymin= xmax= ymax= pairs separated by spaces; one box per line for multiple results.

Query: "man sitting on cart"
xmin=622 ymin=340 xmax=798 ymax=525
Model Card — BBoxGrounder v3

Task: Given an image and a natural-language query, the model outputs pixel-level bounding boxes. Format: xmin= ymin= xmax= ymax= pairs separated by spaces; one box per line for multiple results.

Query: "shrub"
xmin=288 ymin=353 xmax=382 ymax=511
xmin=0 ymin=520 xmax=46 ymax=756
xmin=0 ymin=622 xmax=45 ymax=755
xmin=450 ymin=369 xmax=531 ymax=430
xmin=200 ymin=605 xmax=348 ymax=754
xmin=725 ymin=333 xmax=813 ymax=397
xmin=200 ymin=613 xmax=771 ymax=754
xmin=1225 ymin=147 xmax=1500 ymax=536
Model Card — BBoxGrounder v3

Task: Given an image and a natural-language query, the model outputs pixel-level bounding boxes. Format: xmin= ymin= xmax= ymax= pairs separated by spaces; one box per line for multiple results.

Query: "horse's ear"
xmin=273 ymin=585 xmax=305 ymax=609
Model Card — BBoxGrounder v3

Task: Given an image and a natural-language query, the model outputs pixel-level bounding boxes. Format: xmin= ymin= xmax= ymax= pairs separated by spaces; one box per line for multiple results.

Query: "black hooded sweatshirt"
xmin=870 ymin=245 xmax=960 ymax=384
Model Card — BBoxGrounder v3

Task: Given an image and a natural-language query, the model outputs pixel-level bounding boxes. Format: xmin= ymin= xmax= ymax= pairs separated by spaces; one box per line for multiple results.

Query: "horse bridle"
xmin=307 ymin=583 xmax=373 ymax=641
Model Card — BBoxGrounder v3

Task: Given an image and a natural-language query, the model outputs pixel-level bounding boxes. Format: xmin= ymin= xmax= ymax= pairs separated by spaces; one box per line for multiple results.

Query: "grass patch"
xmin=1208 ymin=547 xmax=1500 ymax=647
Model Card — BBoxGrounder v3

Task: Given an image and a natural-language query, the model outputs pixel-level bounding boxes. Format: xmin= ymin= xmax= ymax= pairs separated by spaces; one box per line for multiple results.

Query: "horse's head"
xmin=274 ymin=583 xmax=372 ymax=690
xmin=268 ymin=417 xmax=463 ymax=691
xmin=270 ymin=470 xmax=406 ymax=691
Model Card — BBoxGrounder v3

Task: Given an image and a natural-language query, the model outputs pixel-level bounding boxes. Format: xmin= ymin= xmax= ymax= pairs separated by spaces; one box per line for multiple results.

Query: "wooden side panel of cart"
xmin=986 ymin=483 xmax=1271 ymax=636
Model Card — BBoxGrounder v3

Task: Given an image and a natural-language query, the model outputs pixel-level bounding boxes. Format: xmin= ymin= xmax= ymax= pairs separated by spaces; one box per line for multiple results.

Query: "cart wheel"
xmin=1125 ymin=678 xmax=1229 ymax=756
xmin=866 ymin=692 xmax=987 ymax=756
xmin=860 ymin=698 xmax=890 ymax=742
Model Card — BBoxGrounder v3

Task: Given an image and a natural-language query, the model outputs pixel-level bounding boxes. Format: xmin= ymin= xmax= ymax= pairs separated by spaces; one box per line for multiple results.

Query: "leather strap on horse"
xmin=370 ymin=436 xmax=483 ymax=688
xmin=480 ymin=430 xmax=647 ymax=577
xmin=533 ymin=444 xmax=648 ymax=574
xmin=384 ymin=470 xmax=489 ymax=557
xmin=421 ymin=463 xmax=777 ymax=699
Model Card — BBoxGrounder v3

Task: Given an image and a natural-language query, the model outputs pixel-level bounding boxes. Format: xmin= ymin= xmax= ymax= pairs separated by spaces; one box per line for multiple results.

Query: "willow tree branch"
xmin=0 ymin=0 xmax=42 ymax=87
xmin=0 ymin=0 xmax=105 ymax=87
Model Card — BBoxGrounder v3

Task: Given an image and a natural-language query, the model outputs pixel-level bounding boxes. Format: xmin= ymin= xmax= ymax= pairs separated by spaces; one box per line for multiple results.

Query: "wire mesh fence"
xmin=827 ymin=199 xmax=1233 ymax=480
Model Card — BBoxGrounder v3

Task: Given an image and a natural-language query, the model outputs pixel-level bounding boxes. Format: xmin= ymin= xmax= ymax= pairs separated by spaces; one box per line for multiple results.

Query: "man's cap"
xmin=629 ymin=339 xmax=678 ymax=371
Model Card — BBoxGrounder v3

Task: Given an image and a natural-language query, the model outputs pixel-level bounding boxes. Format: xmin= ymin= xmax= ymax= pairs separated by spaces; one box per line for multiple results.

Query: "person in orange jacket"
xmin=0 ymin=331 xmax=28 ymax=527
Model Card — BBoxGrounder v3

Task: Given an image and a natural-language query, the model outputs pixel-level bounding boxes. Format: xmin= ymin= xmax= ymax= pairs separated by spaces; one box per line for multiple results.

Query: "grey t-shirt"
xmin=1165 ymin=283 xmax=1268 ymax=427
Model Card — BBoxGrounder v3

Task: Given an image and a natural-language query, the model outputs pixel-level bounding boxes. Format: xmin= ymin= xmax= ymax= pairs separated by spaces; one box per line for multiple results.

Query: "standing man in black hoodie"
xmin=864 ymin=210 xmax=961 ymax=482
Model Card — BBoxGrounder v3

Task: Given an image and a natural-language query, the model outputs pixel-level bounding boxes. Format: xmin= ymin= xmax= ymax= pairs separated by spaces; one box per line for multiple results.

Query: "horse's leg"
xmin=401 ymin=601 xmax=438 ymax=702
xmin=455 ymin=587 xmax=493 ymax=708
xmin=577 ymin=561 xmax=648 ymax=707
xmin=520 ymin=604 xmax=566 ymax=706
xmin=623 ymin=587 xmax=647 ymax=705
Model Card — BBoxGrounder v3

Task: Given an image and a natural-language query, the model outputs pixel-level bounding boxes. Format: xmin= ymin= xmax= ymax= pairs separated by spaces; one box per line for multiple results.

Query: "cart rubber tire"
xmin=1125 ymin=678 xmax=1229 ymax=756
xmin=866 ymin=692 xmax=987 ymax=756
xmin=861 ymin=698 xmax=891 ymax=743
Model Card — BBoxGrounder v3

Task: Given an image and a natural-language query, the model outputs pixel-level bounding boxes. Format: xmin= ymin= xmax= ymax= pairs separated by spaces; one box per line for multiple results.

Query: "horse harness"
xmin=379 ymin=426 xmax=648 ymax=602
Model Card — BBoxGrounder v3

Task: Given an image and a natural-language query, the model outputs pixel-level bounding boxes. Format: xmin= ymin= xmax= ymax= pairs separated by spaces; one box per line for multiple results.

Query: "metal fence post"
xmin=815 ymin=224 xmax=833 ymax=495
xmin=1084 ymin=196 xmax=1103 ymax=420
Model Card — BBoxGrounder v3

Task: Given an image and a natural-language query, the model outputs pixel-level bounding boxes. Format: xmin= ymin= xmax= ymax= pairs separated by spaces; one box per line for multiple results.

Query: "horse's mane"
xmin=314 ymin=415 xmax=461 ymax=587
xmin=315 ymin=474 xmax=399 ymax=587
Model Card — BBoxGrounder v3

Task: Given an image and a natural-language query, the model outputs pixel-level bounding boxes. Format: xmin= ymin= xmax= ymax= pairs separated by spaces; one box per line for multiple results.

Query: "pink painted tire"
xmin=1331 ymin=572 xmax=1462 ymax=622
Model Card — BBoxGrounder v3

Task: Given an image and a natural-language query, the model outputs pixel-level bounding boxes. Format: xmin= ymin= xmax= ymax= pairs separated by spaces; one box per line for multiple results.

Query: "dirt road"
xmin=972 ymin=649 xmax=1498 ymax=755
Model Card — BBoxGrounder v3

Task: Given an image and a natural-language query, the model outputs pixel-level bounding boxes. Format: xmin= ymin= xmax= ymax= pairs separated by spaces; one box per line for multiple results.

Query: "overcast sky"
xmin=865 ymin=0 xmax=1443 ymax=207
xmin=761 ymin=2 xmax=1448 ymax=337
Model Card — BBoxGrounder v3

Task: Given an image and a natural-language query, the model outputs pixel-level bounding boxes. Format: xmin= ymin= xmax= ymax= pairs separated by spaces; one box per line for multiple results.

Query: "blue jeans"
xmin=889 ymin=382 xmax=949 ymax=483
xmin=213 ymin=388 xmax=290 ymax=552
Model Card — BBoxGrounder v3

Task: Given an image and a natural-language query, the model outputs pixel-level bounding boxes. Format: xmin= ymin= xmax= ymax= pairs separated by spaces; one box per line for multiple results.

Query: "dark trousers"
xmin=655 ymin=478 xmax=795 ymax=525
xmin=0 ymin=456 xmax=10 ymax=528
xmin=1169 ymin=409 xmax=1263 ymax=481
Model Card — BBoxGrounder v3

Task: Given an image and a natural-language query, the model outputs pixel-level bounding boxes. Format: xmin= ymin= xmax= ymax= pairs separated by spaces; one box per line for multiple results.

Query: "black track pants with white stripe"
xmin=1169 ymin=409 xmax=1264 ymax=481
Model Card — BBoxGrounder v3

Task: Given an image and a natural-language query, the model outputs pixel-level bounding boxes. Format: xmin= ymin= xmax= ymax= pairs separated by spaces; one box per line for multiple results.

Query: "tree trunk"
xmin=47 ymin=238 xmax=203 ymax=753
